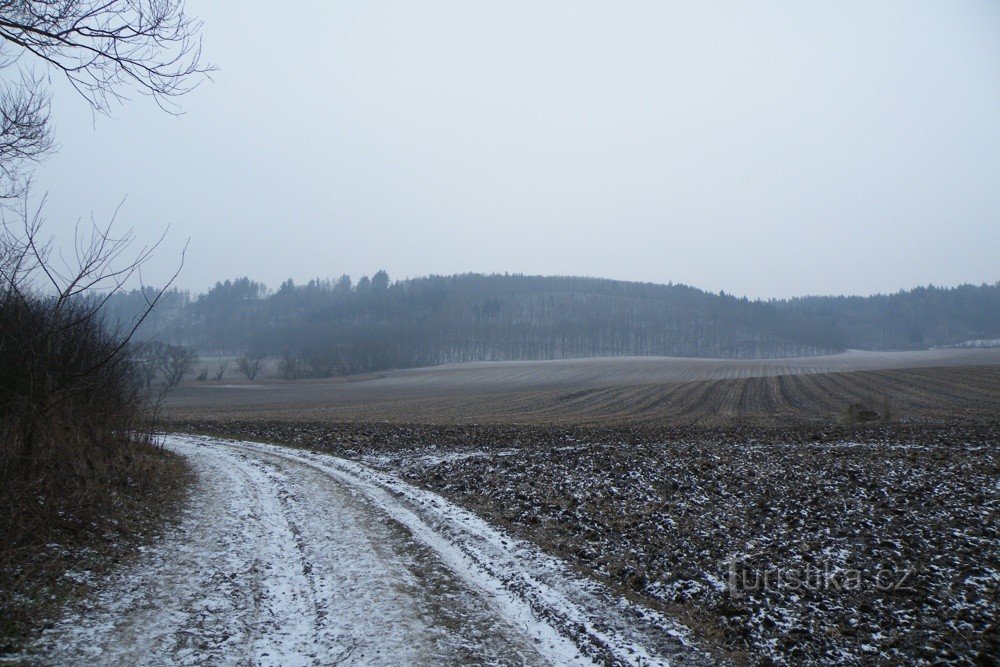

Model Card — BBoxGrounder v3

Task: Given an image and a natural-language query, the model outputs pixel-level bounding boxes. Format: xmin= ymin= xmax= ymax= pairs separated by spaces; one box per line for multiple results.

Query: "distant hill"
xmin=108 ymin=274 xmax=1000 ymax=376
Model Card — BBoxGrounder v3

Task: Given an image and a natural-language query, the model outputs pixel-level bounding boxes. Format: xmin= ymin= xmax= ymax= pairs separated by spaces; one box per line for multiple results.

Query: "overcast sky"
xmin=29 ymin=1 xmax=1000 ymax=299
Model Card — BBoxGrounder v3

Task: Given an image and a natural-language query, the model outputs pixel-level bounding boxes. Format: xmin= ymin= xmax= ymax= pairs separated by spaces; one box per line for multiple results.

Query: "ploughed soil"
xmin=166 ymin=417 xmax=1000 ymax=666
xmin=164 ymin=359 xmax=1000 ymax=426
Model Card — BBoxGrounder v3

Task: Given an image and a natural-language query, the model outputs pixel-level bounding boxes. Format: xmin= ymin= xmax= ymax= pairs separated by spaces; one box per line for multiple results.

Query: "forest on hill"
xmin=108 ymin=273 xmax=1000 ymax=376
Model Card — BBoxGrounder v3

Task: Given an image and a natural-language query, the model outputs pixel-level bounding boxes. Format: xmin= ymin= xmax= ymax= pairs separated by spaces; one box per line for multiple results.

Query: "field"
xmin=166 ymin=348 xmax=1000 ymax=425
xmin=165 ymin=420 xmax=999 ymax=666
xmin=163 ymin=348 xmax=1000 ymax=665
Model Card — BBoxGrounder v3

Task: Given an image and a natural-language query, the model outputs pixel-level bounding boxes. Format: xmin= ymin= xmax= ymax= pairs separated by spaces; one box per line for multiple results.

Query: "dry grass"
xmin=0 ymin=441 xmax=191 ymax=652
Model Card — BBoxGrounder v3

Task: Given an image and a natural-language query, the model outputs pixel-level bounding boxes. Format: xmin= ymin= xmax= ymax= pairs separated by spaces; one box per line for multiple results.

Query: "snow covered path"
xmin=25 ymin=435 xmax=710 ymax=666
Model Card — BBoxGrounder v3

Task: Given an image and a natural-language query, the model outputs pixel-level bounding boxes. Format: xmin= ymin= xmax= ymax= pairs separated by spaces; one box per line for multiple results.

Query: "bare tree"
xmin=277 ymin=351 xmax=303 ymax=380
xmin=133 ymin=339 xmax=170 ymax=387
xmin=212 ymin=357 xmax=229 ymax=381
xmin=0 ymin=204 xmax=183 ymax=467
xmin=162 ymin=344 xmax=197 ymax=388
xmin=236 ymin=351 xmax=264 ymax=383
xmin=0 ymin=0 xmax=211 ymax=196
xmin=0 ymin=4 xmax=210 ymax=622
xmin=0 ymin=72 xmax=51 ymax=198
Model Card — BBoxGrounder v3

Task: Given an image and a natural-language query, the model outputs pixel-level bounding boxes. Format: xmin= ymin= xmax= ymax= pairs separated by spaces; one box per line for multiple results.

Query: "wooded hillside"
xmin=109 ymin=274 xmax=1000 ymax=376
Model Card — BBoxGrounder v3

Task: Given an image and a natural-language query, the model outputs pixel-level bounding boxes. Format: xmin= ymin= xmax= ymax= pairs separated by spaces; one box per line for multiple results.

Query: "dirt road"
xmin=24 ymin=435 xmax=709 ymax=666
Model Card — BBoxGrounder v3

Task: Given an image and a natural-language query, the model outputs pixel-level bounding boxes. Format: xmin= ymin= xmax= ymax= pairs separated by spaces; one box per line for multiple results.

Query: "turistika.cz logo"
xmin=724 ymin=554 xmax=915 ymax=596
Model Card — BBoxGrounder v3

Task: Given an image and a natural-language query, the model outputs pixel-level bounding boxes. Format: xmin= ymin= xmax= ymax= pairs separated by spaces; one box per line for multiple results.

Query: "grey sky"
xmin=30 ymin=1 xmax=1000 ymax=298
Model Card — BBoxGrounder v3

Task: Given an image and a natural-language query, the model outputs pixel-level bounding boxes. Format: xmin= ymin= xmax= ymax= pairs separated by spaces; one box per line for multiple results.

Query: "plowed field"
xmin=165 ymin=348 xmax=1000 ymax=425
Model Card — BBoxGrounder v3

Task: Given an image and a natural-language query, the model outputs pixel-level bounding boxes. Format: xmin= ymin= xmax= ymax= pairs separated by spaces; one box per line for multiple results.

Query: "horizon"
xmin=27 ymin=0 xmax=1000 ymax=300
xmin=149 ymin=269 xmax=999 ymax=303
xmin=3 ymin=4 xmax=998 ymax=665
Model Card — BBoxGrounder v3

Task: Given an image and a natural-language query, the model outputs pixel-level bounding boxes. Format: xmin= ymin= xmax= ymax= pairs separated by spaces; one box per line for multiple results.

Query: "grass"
xmin=0 ymin=442 xmax=191 ymax=653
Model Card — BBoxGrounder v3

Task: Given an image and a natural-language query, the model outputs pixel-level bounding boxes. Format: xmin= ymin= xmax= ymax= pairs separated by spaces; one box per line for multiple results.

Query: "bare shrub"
xmin=0 ymin=212 xmax=183 ymax=639
xmin=0 ymin=0 xmax=209 ymax=645
xmin=277 ymin=351 xmax=304 ymax=381
xmin=301 ymin=348 xmax=336 ymax=378
xmin=236 ymin=351 xmax=265 ymax=383
xmin=842 ymin=402 xmax=880 ymax=424
xmin=212 ymin=358 xmax=230 ymax=381
xmin=162 ymin=345 xmax=198 ymax=388
xmin=134 ymin=340 xmax=170 ymax=387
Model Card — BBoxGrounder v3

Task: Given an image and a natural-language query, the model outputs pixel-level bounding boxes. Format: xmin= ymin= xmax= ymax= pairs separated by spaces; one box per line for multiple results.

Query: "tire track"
xmin=205 ymin=436 xmax=714 ymax=666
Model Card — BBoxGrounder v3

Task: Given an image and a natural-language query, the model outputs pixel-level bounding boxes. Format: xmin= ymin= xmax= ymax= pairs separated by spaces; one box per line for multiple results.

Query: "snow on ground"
xmin=17 ymin=435 xmax=709 ymax=666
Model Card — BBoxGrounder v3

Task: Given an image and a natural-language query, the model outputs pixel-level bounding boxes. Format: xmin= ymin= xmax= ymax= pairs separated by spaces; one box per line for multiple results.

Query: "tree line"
xmin=107 ymin=273 xmax=1000 ymax=379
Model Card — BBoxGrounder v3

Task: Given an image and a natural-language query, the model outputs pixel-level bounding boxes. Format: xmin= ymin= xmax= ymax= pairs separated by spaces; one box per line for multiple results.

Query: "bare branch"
xmin=0 ymin=1 xmax=212 ymax=194
xmin=0 ymin=1 xmax=212 ymax=113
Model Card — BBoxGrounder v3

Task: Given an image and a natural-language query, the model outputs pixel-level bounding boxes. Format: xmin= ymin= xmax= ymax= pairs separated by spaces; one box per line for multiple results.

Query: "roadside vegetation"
xmin=0 ymin=213 xmax=192 ymax=649
xmin=0 ymin=0 xmax=208 ymax=650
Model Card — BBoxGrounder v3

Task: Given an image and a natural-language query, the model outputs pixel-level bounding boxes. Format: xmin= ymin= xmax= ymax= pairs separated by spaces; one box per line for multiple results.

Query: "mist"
xmin=30 ymin=0 xmax=1000 ymax=298
xmin=4 ymin=3 xmax=1000 ymax=663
